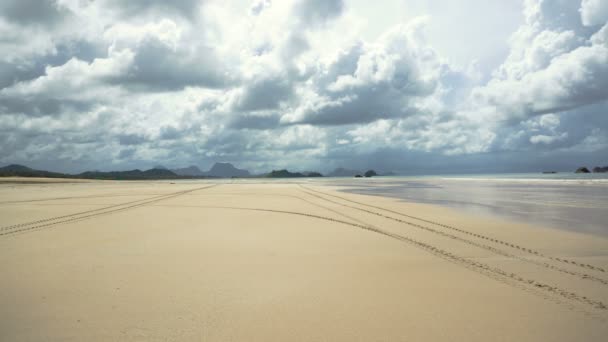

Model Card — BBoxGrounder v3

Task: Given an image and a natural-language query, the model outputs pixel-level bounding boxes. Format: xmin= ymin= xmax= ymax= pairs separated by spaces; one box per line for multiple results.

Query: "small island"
xmin=266 ymin=170 xmax=323 ymax=178
xmin=364 ymin=170 xmax=378 ymax=177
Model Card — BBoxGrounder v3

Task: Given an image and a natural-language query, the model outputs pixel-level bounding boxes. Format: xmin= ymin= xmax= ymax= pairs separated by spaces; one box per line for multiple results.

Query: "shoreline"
xmin=320 ymin=177 xmax=608 ymax=238
xmin=1 ymin=180 xmax=607 ymax=341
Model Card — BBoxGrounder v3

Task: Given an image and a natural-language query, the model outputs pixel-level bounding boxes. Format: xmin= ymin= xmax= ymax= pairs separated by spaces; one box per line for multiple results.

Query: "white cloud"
xmin=469 ymin=0 xmax=608 ymax=124
xmin=580 ymin=0 xmax=608 ymax=26
xmin=281 ymin=19 xmax=441 ymax=125
xmin=530 ymin=132 xmax=568 ymax=145
xmin=1 ymin=0 xmax=607 ymax=173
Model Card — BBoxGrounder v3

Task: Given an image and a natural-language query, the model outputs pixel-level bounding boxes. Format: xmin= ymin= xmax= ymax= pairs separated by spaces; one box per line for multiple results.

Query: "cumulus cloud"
xmin=0 ymin=0 xmax=607 ymax=173
xmin=294 ymin=0 xmax=344 ymax=26
xmin=103 ymin=19 xmax=231 ymax=90
xmin=0 ymin=52 xmax=129 ymax=116
xmin=0 ymin=0 xmax=71 ymax=27
xmin=470 ymin=0 xmax=608 ymax=124
xmin=281 ymin=20 xmax=439 ymax=125
xmin=580 ymin=0 xmax=608 ymax=26
xmin=101 ymin=0 xmax=203 ymax=20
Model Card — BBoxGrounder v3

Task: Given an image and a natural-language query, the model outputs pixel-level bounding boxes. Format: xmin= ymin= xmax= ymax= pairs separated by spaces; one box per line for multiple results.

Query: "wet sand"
xmin=313 ymin=176 xmax=608 ymax=236
xmin=1 ymin=179 xmax=607 ymax=341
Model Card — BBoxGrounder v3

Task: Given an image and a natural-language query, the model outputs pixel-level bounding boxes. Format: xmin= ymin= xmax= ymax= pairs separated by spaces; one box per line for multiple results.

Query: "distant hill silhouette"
xmin=0 ymin=163 xmax=254 ymax=180
xmin=266 ymin=169 xmax=323 ymax=178
xmin=0 ymin=164 xmax=67 ymax=178
xmin=0 ymin=164 xmax=184 ymax=180
xmin=329 ymin=167 xmax=393 ymax=177
xmin=171 ymin=163 xmax=250 ymax=177
xmin=204 ymin=162 xmax=250 ymax=178
xmin=267 ymin=169 xmax=305 ymax=178
xmin=592 ymin=166 xmax=608 ymax=173
xmin=364 ymin=170 xmax=378 ymax=177
xmin=78 ymin=168 xmax=179 ymax=180
xmin=172 ymin=165 xmax=204 ymax=176
xmin=302 ymin=171 xmax=323 ymax=177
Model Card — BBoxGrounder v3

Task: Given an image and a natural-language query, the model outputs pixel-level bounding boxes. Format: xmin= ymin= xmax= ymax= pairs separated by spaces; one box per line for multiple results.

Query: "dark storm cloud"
xmin=118 ymin=134 xmax=147 ymax=146
xmin=106 ymin=35 xmax=230 ymax=91
xmin=227 ymin=113 xmax=281 ymax=130
xmin=0 ymin=0 xmax=71 ymax=27
xmin=234 ymin=76 xmax=292 ymax=111
xmin=295 ymin=0 xmax=344 ymax=26
xmin=159 ymin=126 xmax=184 ymax=140
xmin=117 ymin=148 xmax=136 ymax=160
xmin=102 ymin=0 xmax=203 ymax=19
xmin=0 ymin=41 xmax=102 ymax=89
xmin=0 ymin=61 xmax=48 ymax=90
xmin=0 ymin=96 xmax=93 ymax=117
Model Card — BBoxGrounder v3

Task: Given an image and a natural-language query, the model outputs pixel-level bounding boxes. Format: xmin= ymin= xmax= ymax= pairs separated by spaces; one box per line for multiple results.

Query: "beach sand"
xmin=1 ymin=179 xmax=607 ymax=341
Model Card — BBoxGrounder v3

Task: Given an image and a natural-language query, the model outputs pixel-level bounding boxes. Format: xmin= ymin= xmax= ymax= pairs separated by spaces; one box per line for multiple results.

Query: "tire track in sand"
xmin=0 ymin=185 xmax=218 ymax=237
xmin=300 ymin=185 xmax=606 ymax=273
xmin=176 ymin=204 xmax=607 ymax=313
xmin=0 ymin=193 xmax=168 ymax=205
xmin=298 ymin=187 xmax=608 ymax=287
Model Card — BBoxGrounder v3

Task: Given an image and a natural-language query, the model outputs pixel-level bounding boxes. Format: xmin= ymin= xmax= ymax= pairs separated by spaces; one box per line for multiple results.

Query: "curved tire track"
xmin=300 ymin=185 xmax=606 ymax=273
xmin=182 ymin=204 xmax=607 ymax=312
xmin=0 ymin=185 xmax=217 ymax=237
xmin=298 ymin=187 xmax=608 ymax=287
xmin=0 ymin=193 xmax=168 ymax=205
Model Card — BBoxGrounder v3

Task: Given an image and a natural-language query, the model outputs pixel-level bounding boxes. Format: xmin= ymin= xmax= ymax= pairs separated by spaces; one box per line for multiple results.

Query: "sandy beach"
xmin=1 ymin=179 xmax=607 ymax=341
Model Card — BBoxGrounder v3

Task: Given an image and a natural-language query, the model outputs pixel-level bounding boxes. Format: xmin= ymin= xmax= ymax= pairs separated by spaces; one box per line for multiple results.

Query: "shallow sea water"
xmin=305 ymin=173 xmax=608 ymax=237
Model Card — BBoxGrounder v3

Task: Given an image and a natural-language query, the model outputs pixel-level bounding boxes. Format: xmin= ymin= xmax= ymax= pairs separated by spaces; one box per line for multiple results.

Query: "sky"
xmin=0 ymin=0 xmax=607 ymax=174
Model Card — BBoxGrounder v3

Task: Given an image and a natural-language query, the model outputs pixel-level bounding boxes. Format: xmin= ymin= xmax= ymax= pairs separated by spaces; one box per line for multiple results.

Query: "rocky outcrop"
xmin=364 ymin=170 xmax=378 ymax=177
xmin=592 ymin=166 xmax=608 ymax=173
xmin=575 ymin=167 xmax=590 ymax=173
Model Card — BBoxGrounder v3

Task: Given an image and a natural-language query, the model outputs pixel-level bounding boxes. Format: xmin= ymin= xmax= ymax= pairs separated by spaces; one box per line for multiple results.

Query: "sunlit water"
xmin=303 ymin=173 xmax=608 ymax=237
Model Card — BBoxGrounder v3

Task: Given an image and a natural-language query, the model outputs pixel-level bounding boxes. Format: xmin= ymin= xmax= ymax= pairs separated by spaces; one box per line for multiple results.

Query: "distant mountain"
xmin=328 ymin=167 xmax=394 ymax=177
xmin=0 ymin=164 xmax=32 ymax=173
xmin=265 ymin=169 xmax=323 ymax=178
xmin=204 ymin=162 xmax=250 ymax=178
xmin=172 ymin=165 xmax=204 ymax=176
xmin=0 ymin=164 xmax=67 ymax=178
xmin=328 ymin=167 xmax=362 ymax=177
xmin=0 ymin=163 xmax=245 ymax=180
xmin=266 ymin=169 xmax=305 ymax=178
xmin=364 ymin=170 xmax=378 ymax=177
xmin=78 ymin=168 xmax=179 ymax=180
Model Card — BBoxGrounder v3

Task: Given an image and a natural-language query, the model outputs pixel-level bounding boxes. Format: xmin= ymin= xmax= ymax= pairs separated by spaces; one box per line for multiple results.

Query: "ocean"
xmin=305 ymin=173 xmax=608 ymax=237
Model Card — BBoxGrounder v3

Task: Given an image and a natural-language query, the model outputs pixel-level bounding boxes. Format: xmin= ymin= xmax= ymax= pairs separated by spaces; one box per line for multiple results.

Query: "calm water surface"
xmin=306 ymin=173 xmax=608 ymax=237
